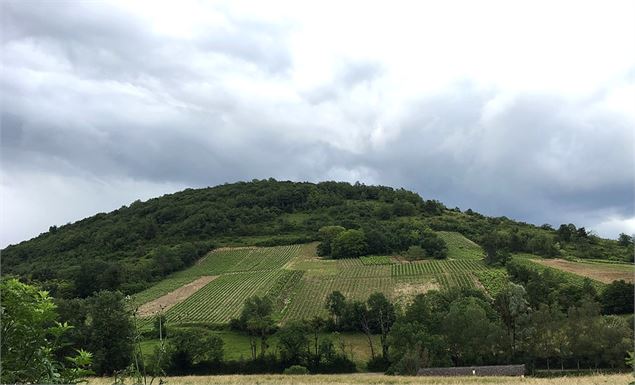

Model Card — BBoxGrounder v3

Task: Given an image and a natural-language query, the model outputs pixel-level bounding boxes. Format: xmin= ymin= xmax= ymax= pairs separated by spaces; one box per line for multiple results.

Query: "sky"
xmin=1 ymin=0 xmax=634 ymax=247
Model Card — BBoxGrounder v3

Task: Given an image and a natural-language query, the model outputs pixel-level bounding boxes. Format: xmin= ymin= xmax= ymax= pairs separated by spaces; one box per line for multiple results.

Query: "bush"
xmin=283 ymin=365 xmax=309 ymax=375
xmin=404 ymin=245 xmax=426 ymax=261
xmin=366 ymin=355 xmax=391 ymax=372
xmin=391 ymin=350 xmax=421 ymax=375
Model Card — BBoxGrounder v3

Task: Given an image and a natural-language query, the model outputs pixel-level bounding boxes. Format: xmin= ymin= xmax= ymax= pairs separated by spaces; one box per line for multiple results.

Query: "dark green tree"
xmin=167 ymin=329 xmax=223 ymax=373
xmin=331 ymin=229 xmax=367 ymax=259
xmin=326 ymin=291 xmax=347 ymax=328
xmin=367 ymin=292 xmax=396 ymax=359
xmin=316 ymin=226 xmax=346 ymax=256
xmin=85 ymin=291 xmax=134 ymax=375
xmin=600 ymin=280 xmax=634 ymax=314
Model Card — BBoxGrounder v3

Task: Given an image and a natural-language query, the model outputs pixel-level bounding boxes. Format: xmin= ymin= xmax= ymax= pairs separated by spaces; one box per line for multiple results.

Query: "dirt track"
xmin=137 ymin=276 xmax=217 ymax=317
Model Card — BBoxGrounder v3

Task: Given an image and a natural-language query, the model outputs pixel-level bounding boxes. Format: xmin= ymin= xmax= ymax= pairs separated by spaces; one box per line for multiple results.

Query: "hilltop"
xmin=2 ymin=179 xmax=632 ymax=301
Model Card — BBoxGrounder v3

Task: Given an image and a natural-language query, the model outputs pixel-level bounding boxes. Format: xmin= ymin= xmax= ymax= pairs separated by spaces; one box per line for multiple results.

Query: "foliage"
xmin=231 ymin=296 xmax=276 ymax=360
xmin=0 ymin=278 xmax=93 ymax=384
xmin=85 ymin=291 xmax=135 ymax=375
xmin=360 ymin=255 xmax=394 ymax=265
xmin=283 ymin=365 xmax=309 ymax=374
xmin=331 ymin=229 xmax=368 ymax=259
xmin=167 ymin=329 xmax=224 ymax=373
xmin=600 ymin=280 xmax=634 ymax=314
xmin=474 ymin=269 xmax=509 ymax=296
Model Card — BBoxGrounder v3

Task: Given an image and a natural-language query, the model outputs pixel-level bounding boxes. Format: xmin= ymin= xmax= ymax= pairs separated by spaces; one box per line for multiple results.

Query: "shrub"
xmin=404 ymin=245 xmax=426 ymax=261
xmin=283 ymin=365 xmax=309 ymax=375
xmin=366 ymin=355 xmax=391 ymax=372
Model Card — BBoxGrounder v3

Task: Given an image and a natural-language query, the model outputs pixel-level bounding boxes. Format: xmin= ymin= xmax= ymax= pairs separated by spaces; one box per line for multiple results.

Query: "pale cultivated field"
xmin=87 ymin=373 xmax=632 ymax=385
xmin=531 ymin=258 xmax=634 ymax=283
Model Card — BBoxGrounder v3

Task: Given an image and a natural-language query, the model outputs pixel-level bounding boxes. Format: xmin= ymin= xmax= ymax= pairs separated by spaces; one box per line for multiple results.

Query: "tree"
xmin=442 ymin=297 xmax=502 ymax=366
xmin=618 ymin=233 xmax=633 ymax=246
xmin=556 ymin=224 xmax=576 ymax=242
xmin=167 ymin=329 xmax=223 ymax=373
xmin=420 ymin=233 xmax=448 ymax=259
xmin=308 ymin=316 xmax=326 ymax=359
xmin=529 ymin=304 xmax=566 ymax=370
xmin=494 ymin=283 xmax=530 ymax=356
xmin=326 ymin=291 xmax=347 ymax=328
xmin=317 ymin=226 xmax=346 ymax=256
xmin=566 ymin=300 xmax=602 ymax=369
xmin=349 ymin=301 xmax=375 ymax=358
xmin=277 ymin=321 xmax=309 ymax=364
xmin=600 ymin=280 xmax=634 ymax=314
xmin=0 ymin=278 xmax=92 ymax=384
xmin=85 ymin=291 xmax=135 ymax=375
xmin=599 ymin=316 xmax=631 ymax=368
xmin=331 ymin=229 xmax=367 ymax=259
xmin=481 ymin=232 xmax=511 ymax=266
xmin=236 ymin=296 xmax=275 ymax=359
xmin=367 ymin=292 xmax=396 ymax=359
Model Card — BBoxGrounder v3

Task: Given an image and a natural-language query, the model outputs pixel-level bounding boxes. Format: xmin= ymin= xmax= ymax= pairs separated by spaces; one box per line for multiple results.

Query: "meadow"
xmin=87 ymin=373 xmax=632 ymax=385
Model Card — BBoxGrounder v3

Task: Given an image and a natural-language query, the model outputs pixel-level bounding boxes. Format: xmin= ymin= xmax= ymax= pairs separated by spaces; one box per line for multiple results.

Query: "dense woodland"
xmin=1 ymin=180 xmax=633 ymax=383
xmin=3 ymin=180 xmax=632 ymax=299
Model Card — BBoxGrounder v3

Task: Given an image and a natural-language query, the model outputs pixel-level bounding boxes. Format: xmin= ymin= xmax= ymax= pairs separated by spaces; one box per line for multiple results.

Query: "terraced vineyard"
xmin=135 ymin=232 xmax=502 ymax=325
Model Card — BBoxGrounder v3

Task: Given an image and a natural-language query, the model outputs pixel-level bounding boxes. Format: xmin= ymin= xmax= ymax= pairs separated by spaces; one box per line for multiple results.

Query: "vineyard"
xmin=134 ymin=232 xmax=506 ymax=325
xmin=437 ymin=231 xmax=484 ymax=259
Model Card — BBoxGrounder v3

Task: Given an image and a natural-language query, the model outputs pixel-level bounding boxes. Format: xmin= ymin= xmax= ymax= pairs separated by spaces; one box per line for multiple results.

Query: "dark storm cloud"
xmin=1 ymin=1 xmax=633 ymax=246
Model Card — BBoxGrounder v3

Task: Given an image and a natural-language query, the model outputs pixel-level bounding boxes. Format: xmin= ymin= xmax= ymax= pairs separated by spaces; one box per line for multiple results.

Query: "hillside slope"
xmin=3 ymin=179 xmax=631 ymax=299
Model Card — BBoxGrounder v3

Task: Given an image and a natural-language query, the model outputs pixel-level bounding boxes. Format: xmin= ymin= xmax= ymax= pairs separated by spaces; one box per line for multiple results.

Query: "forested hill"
xmin=3 ymin=179 xmax=631 ymax=298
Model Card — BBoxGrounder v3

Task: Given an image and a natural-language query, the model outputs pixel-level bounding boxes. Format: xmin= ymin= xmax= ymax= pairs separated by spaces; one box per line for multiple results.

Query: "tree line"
xmin=316 ymin=224 xmax=448 ymax=260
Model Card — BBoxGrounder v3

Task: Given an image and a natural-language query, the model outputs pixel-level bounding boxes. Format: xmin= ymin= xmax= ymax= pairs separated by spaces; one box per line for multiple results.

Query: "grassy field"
xmin=140 ymin=331 xmax=380 ymax=364
xmin=132 ymin=233 xmax=496 ymax=325
xmin=87 ymin=373 xmax=632 ymax=385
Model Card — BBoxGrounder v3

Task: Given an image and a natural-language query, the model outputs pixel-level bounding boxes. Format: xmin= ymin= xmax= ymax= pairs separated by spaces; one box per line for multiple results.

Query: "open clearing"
xmin=530 ymin=258 xmax=634 ymax=284
xmin=137 ymin=276 xmax=216 ymax=317
xmin=87 ymin=373 xmax=631 ymax=385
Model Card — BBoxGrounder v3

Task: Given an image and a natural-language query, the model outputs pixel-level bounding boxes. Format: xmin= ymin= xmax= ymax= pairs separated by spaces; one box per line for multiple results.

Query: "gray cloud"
xmin=1 ymin=1 xmax=634 ymax=246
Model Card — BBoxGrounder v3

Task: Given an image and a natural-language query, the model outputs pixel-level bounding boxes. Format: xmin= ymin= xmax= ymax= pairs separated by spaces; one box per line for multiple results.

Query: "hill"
xmin=2 ymin=179 xmax=632 ymax=301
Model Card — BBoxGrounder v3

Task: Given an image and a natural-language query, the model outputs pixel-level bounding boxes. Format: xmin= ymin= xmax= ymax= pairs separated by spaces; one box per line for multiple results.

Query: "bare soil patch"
xmin=137 ymin=276 xmax=217 ymax=317
xmin=394 ymin=281 xmax=440 ymax=306
xmin=532 ymin=258 xmax=634 ymax=284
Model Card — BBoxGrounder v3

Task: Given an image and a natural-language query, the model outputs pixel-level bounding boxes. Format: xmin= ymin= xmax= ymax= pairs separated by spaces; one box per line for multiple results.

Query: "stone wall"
xmin=417 ymin=364 xmax=526 ymax=376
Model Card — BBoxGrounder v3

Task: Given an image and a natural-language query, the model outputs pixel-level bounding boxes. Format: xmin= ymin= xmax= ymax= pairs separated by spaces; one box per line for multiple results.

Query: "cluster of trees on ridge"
xmin=3 ymin=180 xmax=632 ymax=301
xmin=316 ymin=224 xmax=448 ymax=260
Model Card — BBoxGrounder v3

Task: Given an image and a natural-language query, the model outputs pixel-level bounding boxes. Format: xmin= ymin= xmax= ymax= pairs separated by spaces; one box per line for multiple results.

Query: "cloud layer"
xmin=2 ymin=0 xmax=634 ymax=246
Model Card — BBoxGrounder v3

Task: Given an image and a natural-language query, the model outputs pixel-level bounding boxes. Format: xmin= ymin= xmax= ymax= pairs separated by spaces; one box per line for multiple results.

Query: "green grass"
xmin=360 ymin=255 xmax=395 ymax=265
xmin=140 ymin=330 xmax=380 ymax=366
xmin=437 ymin=231 xmax=484 ymax=259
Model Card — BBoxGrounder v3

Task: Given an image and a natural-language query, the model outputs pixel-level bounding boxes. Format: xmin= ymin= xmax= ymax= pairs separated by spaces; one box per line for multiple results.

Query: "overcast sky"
xmin=2 ymin=0 xmax=634 ymax=247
